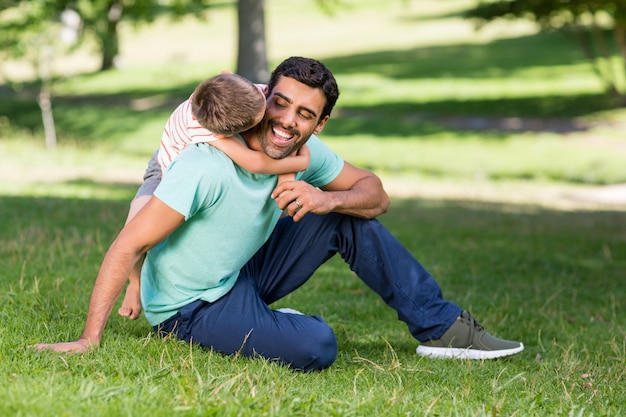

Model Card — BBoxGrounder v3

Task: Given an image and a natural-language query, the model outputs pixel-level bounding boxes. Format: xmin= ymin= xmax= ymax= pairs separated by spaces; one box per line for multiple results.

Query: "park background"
xmin=0 ymin=0 xmax=625 ymax=416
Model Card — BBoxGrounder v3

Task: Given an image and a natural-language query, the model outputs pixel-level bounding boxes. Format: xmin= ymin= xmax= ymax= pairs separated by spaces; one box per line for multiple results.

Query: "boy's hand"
xmin=294 ymin=144 xmax=310 ymax=166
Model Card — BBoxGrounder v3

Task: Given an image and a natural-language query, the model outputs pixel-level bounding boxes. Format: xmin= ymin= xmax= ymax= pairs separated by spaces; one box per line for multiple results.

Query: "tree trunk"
xmin=236 ymin=0 xmax=269 ymax=83
xmin=100 ymin=1 xmax=123 ymax=71
xmin=567 ymin=24 xmax=626 ymax=105
xmin=614 ymin=24 xmax=626 ymax=106
xmin=37 ymin=46 xmax=57 ymax=149
xmin=38 ymin=83 xmax=57 ymax=150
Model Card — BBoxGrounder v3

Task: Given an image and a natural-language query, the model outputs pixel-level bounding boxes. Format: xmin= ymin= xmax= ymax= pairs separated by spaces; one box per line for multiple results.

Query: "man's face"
xmin=257 ymin=75 xmax=329 ymax=159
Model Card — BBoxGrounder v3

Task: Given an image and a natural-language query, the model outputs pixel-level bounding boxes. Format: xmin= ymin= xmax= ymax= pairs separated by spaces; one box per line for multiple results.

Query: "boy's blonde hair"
xmin=191 ymin=73 xmax=266 ymax=135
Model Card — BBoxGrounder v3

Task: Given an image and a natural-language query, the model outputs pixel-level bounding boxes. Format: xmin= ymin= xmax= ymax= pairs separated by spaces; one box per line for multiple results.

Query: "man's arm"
xmin=271 ymin=161 xmax=390 ymax=222
xmin=34 ymin=197 xmax=184 ymax=352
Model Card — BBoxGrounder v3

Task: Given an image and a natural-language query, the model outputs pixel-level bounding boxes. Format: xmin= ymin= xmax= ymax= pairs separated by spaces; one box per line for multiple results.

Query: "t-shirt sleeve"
xmin=299 ymin=135 xmax=344 ymax=187
xmin=154 ymin=145 xmax=225 ymax=220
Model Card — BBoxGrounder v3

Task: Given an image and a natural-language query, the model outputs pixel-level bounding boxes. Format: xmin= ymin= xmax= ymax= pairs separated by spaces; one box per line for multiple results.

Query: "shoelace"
xmin=460 ymin=312 xmax=484 ymax=345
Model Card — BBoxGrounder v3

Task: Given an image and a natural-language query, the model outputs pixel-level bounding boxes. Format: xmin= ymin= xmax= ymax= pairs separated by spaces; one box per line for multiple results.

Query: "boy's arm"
xmin=210 ymin=137 xmax=309 ymax=175
xmin=34 ymin=197 xmax=184 ymax=352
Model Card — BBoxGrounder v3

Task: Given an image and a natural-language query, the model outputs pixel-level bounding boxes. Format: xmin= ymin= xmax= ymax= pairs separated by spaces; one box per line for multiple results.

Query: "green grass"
xmin=1 ymin=0 xmax=626 ymax=415
xmin=1 ymin=195 xmax=624 ymax=416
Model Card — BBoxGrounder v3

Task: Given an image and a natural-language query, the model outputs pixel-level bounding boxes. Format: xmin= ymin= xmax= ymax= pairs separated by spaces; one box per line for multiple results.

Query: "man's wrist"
xmin=79 ymin=334 xmax=100 ymax=349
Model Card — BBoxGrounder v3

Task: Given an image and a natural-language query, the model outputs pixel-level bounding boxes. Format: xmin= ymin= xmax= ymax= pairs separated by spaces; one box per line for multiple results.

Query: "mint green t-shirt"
xmin=142 ymin=135 xmax=344 ymax=325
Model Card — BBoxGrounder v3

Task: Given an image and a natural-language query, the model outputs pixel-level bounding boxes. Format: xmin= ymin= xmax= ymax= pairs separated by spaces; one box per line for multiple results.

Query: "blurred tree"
xmin=236 ymin=0 xmax=269 ymax=83
xmin=0 ymin=1 xmax=56 ymax=68
xmin=58 ymin=0 xmax=214 ymax=71
xmin=235 ymin=0 xmax=338 ymax=83
xmin=0 ymin=0 xmax=338 ymax=147
xmin=465 ymin=0 xmax=626 ymax=105
xmin=0 ymin=0 xmax=212 ymax=147
xmin=0 ymin=0 xmax=65 ymax=148
xmin=1 ymin=0 xmax=339 ymax=77
xmin=0 ymin=0 xmax=214 ymax=72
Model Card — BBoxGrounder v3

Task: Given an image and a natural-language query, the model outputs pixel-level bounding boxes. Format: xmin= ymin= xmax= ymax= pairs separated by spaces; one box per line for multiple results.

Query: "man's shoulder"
xmin=307 ymin=134 xmax=338 ymax=158
xmin=301 ymin=134 xmax=344 ymax=187
xmin=157 ymin=144 xmax=232 ymax=207
xmin=169 ymin=144 xmax=232 ymax=175
xmin=305 ymin=134 xmax=328 ymax=154
xmin=177 ymin=142 xmax=223 ymax=159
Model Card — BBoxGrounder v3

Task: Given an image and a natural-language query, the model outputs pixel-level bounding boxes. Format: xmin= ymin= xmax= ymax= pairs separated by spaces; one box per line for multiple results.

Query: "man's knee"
xmin=290 ymin=321 xmax=338 ymax=371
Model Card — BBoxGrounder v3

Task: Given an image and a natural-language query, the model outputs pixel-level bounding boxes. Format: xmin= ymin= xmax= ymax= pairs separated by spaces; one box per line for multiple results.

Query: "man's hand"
xmin=33 ymin=199 xmax=185 ymax=356
xmin=272 ymin=180 xmax=331 ymax=222
xmin=33 ymin=338 xmax=94 ymax=353
xmin=272 ymin=161 xmax=390 ymax=221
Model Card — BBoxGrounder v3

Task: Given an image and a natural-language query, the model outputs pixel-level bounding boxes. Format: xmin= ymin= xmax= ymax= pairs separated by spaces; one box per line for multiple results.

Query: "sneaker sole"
xmin=416 ymin=343 xmax=524 ymax=360
xmin=276 ymin=308 xmax=304 ymax=315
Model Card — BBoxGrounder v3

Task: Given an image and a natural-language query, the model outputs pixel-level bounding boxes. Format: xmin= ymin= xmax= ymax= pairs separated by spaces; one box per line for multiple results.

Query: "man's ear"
xmin=313 ymin=115 xmax=330 ymax=135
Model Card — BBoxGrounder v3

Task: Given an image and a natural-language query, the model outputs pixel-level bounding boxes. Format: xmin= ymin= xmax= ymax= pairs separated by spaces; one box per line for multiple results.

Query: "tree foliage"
xmin=0 ymin=0 xmax=58 ymax=60
xmin=0 ymin=0 xmax=216 ymax=148
xmin=0 ymin=0 xmax=68 ymax=148
xmin=1 ymin=0 xmax=341 ymax=78
xmin=0 ymin=0 xmax=215 ymax=72
xmin=465 ymin=0 xmax=626 ymax=105
xmin=62 ymin=0 xmax=216 ymax=70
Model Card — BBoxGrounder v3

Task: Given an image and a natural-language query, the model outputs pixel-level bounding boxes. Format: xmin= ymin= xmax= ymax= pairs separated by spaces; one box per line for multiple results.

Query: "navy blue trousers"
xmin=156 ymin=212 xmax=462 ymax=371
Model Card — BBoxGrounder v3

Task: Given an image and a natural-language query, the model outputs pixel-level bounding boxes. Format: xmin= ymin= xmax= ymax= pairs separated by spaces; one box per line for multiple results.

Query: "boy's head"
xmin=192 ymin=73 xmax=266 ymax=136
xmin=267 ymin=56 xmax=339 ymax=123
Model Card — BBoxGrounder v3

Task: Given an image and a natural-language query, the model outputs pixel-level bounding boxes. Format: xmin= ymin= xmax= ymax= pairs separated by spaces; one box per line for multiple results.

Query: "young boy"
xmin=158 ymin=72 xmax=309 ymax=176
xmin=118 ymin=73 xmax=309 ymax=319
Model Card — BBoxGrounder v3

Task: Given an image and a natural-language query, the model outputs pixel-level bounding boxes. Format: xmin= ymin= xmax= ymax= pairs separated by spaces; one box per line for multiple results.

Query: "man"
xmin=35 ymin=57 xmax=523 ymax=370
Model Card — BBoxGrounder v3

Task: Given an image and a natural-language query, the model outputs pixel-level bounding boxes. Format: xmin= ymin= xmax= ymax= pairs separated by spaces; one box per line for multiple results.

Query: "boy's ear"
xmin=313 ymin=115 xmax=329 ymax=135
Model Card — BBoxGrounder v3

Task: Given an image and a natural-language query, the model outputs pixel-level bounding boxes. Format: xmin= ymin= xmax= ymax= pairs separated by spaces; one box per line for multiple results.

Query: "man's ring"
xmin=294 ymin=200 xmax=302 ymax=209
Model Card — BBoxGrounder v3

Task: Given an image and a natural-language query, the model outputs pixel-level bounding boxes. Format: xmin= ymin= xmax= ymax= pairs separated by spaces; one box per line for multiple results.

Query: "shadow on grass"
xmin=62 ymin=178 xmax=142 ymax=195
xmin=324 ymin=94 xmax=613 ymax=140
xmin=323 ymin=31 xmax=586 ymax=81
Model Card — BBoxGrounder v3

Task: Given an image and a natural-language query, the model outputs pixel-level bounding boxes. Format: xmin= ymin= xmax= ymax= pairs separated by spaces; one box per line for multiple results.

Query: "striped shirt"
xmin=157 ymin=95 xmax=217 ymax=173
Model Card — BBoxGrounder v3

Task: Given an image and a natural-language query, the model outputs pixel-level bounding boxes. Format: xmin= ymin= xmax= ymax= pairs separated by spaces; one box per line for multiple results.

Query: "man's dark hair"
xmin=268 ymin=56 xmax=339 ymax=121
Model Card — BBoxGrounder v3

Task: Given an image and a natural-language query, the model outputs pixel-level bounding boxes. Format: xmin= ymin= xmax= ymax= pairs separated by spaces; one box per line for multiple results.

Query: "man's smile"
xmin=271 ymin=125 xmax=297 ymax=146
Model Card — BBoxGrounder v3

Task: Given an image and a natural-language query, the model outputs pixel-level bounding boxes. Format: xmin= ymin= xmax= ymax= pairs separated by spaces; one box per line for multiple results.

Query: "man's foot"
xmin=415 ymin=311 xmax=523 ymax=360
xmin=118 ymin=281 xmax=142 ymax=320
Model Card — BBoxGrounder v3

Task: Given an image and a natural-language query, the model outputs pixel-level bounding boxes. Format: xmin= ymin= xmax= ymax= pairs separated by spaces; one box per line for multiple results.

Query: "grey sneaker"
xmin=415 ymin=311 xmax=524 ymax=360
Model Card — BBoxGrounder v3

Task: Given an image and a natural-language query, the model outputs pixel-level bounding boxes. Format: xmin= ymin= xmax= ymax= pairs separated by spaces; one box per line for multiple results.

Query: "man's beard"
xmin=258 ymin=121 xmax=306 ymax=160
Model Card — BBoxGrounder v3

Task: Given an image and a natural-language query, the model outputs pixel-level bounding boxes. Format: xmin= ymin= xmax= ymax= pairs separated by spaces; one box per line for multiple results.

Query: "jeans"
xmin=134 ymin=150 xmax=161 ymax=198
xmin=156 ymin=212 xmax=462 ymax=371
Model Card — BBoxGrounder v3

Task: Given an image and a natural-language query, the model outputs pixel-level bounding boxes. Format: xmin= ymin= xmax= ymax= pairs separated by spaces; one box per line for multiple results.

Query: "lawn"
xmin=1 ymin=195 xmax=624 ymax=416
xmin=0 ymin=0 xmax=625 ymax=416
